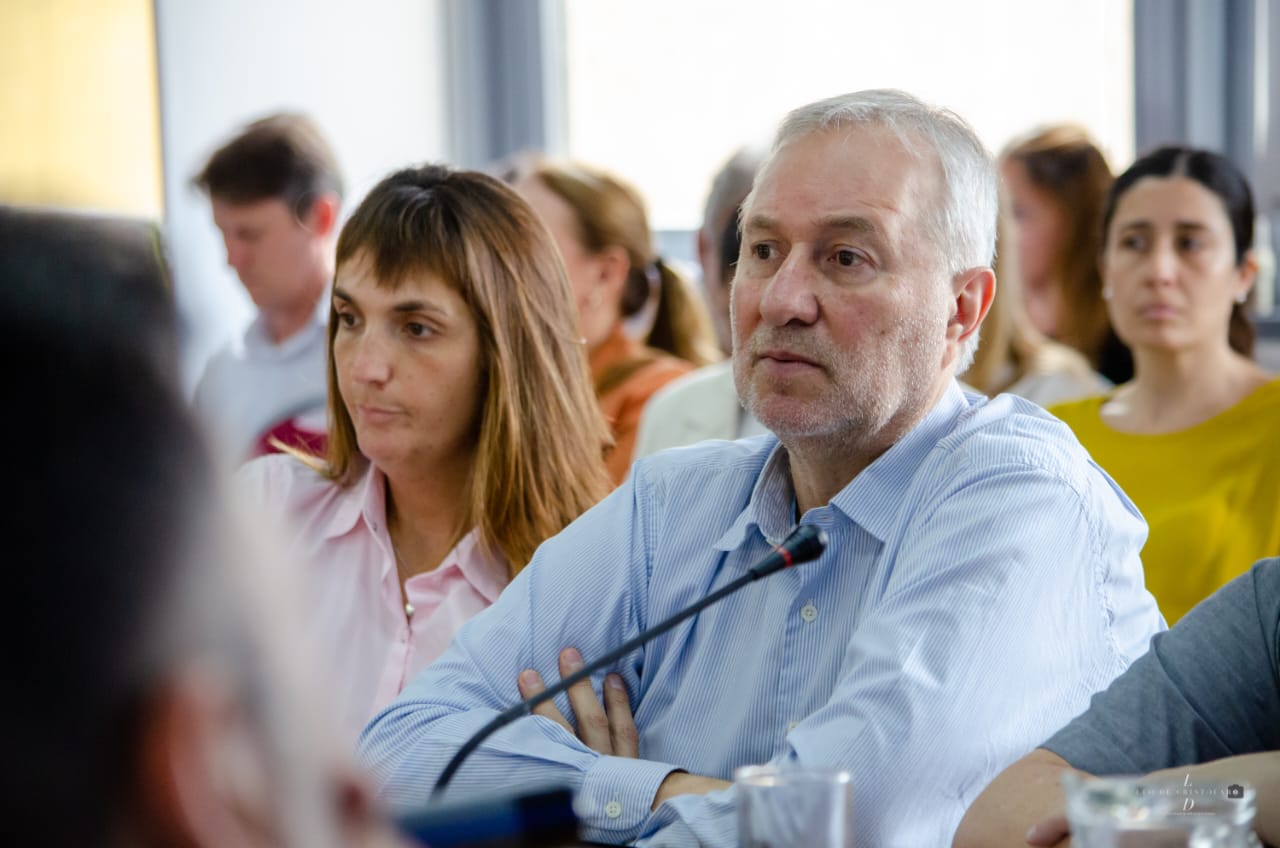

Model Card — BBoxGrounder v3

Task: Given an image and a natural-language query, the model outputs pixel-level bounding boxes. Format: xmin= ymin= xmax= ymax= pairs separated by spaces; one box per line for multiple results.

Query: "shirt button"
xmin=800 ymin=603 xmax=818 ymax=623
xmin=786 ymin=720 xmax=800 ymax=733
xmin=604 ymin=800 xmax=623 ymax=819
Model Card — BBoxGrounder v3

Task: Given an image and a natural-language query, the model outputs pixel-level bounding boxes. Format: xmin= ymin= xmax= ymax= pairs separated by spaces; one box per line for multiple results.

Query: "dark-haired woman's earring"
xmin=1235 ymin=291 xmax=1249 ymax=304
xmin=1101 ymin=287 xmax=1113 ymax=301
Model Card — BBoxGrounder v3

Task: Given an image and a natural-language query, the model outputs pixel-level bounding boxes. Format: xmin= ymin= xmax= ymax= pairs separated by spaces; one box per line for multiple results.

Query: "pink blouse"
xmin=237 ymin=455 xmax=509 ymax=745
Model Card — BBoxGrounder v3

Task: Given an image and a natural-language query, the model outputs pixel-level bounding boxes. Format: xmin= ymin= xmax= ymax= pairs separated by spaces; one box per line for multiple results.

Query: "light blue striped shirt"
xmin=358 ymin=382 xmax=1164 ymax=847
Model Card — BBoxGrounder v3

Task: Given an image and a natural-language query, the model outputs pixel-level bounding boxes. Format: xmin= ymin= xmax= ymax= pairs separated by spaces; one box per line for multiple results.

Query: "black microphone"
xmin=431 ymin=523 xmax=828 ymax=799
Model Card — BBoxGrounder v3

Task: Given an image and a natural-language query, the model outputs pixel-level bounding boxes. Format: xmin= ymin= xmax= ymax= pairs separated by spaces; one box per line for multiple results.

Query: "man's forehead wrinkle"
xmin=806 ymin=215 xmax=893 ymax=244
xmin=744 ymin=209 xmax=891 ymax=240
xmin=749 ymin=175 xmax=905 ymax=221
xmin=816 ymin=215 xmax=877 ymax=232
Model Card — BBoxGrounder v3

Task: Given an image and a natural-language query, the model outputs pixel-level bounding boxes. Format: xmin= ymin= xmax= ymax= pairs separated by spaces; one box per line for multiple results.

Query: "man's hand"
xmin=517 ymin=647 xmax=639 ymax=757
xmin=974 ymin=751 xmax=1280 ymax=848
xmin=951 ymin=748 xmax=1074 ymax=848
xmin=1024 ymin=813 xmax=1071 ymax=846
xmin=517 ymin=648 xmax=730 ymax=813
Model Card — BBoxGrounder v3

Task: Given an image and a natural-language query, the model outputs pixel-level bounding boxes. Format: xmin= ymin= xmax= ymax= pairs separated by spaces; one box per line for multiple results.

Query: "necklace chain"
xmin=390 ymin=542 xmax=416 ymax=620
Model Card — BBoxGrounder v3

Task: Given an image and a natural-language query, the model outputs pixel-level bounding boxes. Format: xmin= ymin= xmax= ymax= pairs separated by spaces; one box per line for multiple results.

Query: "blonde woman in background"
xmin=1001 ymin=125 xmax=1133 ymax=383
xmin=962 ymin=209 xmax=1109 ymax=406
xmin=513 ymin=159 xmax=721 ymax=483
xmin=239 ymin=165 xmax=612 ymax=743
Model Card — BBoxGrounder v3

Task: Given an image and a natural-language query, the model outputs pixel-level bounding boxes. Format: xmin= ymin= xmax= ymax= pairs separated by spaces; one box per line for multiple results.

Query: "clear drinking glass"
xmin=735 ymin=764 xmax=854 ymax=848
xmin=1061 ymin=772 xmax=1258 ymax=847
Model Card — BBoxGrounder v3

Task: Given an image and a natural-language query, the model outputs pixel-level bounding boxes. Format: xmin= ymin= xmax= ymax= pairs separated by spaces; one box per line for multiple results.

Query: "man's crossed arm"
xmin=517 ymin=647 xmax=731 ymax=811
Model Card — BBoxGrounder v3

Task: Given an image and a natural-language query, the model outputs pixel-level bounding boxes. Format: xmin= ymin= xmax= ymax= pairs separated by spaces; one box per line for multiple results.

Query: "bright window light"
xmin=563 ymin=0 xmax=1133 ymax=231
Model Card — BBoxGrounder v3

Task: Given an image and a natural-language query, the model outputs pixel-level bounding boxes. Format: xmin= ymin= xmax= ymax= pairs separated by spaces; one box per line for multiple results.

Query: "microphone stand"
xmin=431 ymin=524 xmax=827 ymax=799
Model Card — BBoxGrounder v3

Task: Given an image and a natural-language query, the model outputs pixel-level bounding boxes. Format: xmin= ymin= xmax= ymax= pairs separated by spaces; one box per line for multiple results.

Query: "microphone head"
xmin=781 ymin=524 xmax=827 ymax=564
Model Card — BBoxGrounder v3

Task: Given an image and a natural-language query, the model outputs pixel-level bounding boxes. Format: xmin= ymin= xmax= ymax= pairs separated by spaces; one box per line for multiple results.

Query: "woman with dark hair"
xmin=239 ymin=164 xmax=612 ymax=742
xmin=1049 ymin=146 xmax=1280 ymax=623
xmin=1001 ymin=125 xmax=1132 ymax=383
xmin=512 ymin=159 xmax=721 ymax=483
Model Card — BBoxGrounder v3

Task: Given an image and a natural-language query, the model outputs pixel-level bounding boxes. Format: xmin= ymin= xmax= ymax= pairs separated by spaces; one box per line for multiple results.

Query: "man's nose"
xmin=758 ymin=251 xmax=820 ymax=327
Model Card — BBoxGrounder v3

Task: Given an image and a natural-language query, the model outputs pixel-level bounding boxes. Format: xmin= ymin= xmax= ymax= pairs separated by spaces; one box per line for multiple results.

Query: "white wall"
xmin=155 ymin=0 xmax=448 ymax=392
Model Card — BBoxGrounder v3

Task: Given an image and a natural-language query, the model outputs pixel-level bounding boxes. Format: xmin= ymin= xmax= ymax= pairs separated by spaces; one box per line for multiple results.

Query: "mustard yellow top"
xmin=1049 ymin=377 xmax=1280 ymax=623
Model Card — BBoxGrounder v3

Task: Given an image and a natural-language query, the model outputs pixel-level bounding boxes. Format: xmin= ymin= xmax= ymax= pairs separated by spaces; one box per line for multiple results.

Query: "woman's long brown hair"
xmin=1003 ymin=125 xmax=1115 ymax=369
xmin=317 ymin=164 xmax=611 ymax=574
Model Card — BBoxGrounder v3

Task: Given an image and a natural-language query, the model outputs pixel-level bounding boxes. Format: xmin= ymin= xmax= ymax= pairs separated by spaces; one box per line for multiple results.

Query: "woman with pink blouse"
xmin=239 ymin=165 xmax=611 ymax=743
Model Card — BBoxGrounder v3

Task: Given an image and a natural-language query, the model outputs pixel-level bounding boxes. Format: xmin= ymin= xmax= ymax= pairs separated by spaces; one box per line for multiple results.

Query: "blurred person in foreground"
xmin=358 ymin=89 xmax=1162 ymax=847
xmin=0 ymin=204 xmax=178 ymax=386
xmin=635 ymin=147 xmax=771 ymax=455
xmin=1001 ymin=125 xmax=1132 ymax=383
xmin=512 ymin=158 xmax=720 ymax=483
xmin=953 ymin=558 xmax=1280 ymax=848
xmin=5 ymin=327 xmax=404 ymax=848
xmin=1048 ymin=146 xmax=1280 ymax=624
xmin=239 ymin=165 xmax=612 ymax=745
xmin=193 ymin=112 xmax=343 ymax=464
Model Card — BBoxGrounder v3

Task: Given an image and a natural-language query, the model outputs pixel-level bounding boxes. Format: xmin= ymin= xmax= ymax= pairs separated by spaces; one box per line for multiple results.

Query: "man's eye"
xmin=835 ymin=249 xmax=861 ymax=267
xmin=336 ymin=311 xmax=357 ymax=328
xmin=752 ymin=244 xmax=774 ymax=260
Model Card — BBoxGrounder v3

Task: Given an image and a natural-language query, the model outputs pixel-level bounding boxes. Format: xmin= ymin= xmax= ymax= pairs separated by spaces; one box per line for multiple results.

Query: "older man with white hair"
xmin=358 ymin=89 xmax=1163 ymax=847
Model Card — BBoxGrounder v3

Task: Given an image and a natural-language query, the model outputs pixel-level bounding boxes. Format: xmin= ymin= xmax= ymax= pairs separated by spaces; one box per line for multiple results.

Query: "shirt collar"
xmin=712 ymin=380 xmax=970 ymax=553
xmin=712 ymin=438 xmax=796 ymax=554
xmin=445 ymin=530 xmax=510 ymax=603
xmin=829 ymin=380 xmax=968 ymax=542
xmin=324 ymin=464 xmax=510 ymax=601
xmin=321 ymin=461 xmax=385 ymax=541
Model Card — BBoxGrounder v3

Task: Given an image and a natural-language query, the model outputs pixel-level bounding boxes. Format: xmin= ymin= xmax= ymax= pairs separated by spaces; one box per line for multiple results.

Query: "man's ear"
xmin=135 ymin=667 xmax=270 ymax=848
xmin=949 ymin=266 xmax=996 ymax=348
xmin=303 ymin=192 xmax=341 ymax=238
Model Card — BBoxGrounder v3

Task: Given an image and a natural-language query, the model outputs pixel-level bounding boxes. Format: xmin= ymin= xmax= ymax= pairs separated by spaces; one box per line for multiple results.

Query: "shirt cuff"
xmin=576 ymin=754 xmax=681 ymax=842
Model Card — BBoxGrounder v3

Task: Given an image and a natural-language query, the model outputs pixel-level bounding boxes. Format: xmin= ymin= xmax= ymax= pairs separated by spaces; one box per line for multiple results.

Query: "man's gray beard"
xmin=733 ymin=318 xmax=942 ymax=454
